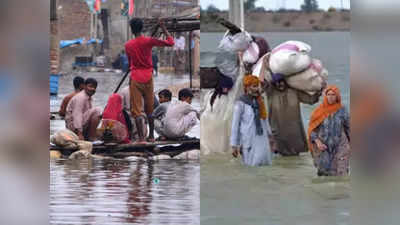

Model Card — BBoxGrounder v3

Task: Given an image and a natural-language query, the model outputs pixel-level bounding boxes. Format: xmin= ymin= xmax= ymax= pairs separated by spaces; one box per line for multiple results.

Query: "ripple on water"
xmin=50 ymin=158 xmax=200 ymax=225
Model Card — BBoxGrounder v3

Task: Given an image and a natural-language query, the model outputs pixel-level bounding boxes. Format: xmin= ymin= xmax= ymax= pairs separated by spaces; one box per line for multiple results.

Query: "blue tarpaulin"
xmin=60 ymin=38 xmax=84 ymax=48
xmin=50 ymin=74 xmax=59 ymax=95
xmin=60 ymin=38 xmax=103 ymax=49
xmin=87 ymin=38 xmax=103 ymax=45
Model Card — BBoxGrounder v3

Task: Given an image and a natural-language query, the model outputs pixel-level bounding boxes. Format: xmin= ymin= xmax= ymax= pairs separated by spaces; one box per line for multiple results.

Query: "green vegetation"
xmin=301 ymin=0 xmax=319 ymax=13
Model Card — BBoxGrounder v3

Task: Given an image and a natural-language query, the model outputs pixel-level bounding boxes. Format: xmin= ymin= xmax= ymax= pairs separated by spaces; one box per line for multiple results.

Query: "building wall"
xmin=57 ymin=0 xmax=92 ymax=73
xmin=50 ymin=20 xmax=59 ymax=74
xmin=55 ymin=0 xmax=198 ymax=73
xmin=58 ymin=0 xmax=91 ymax=40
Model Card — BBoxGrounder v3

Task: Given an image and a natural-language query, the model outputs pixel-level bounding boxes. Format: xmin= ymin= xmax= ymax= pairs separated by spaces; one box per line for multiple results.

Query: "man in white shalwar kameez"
xmin=162 ymin=88 xmax=199 ymax=139
xmin=230 ymin=75 xmax=272 ymax=166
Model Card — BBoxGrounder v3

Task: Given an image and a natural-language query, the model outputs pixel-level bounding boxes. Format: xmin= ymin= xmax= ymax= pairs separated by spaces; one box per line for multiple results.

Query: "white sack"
xmin=252 ymin=53 xmax=272 ymax=82
xmin=243 ymin=42 xmax=260 ymax=64
xmin=286 ymin=59 xmax=328 ymax=93
xmin=269 ymin=40 xmax=312 ymax=76
xmin=218 ymin=30 xmax=252 ymax=52
xmin=50 ymin=129 xmax=79 ymax=148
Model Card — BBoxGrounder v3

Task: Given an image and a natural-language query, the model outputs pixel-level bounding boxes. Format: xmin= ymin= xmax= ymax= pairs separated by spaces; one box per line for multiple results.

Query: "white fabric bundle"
xmin=50 ymin=129 xmax=93 ymax=155
xmin=243 ymin=42 xmax=260 ymax=64
xmin=50 ymin=129 xmax=79 ymax=148
xmin=252 ymin=54 xmax=328 ymax=95
xmin=286 ymin=59 xmax=328 ymax=94
xmin=269 ymin=40 xmax=312 ymax=76
xmin=251 ymin=53 xmax=272 ymax=82
xmin=216 ymin=31 xmax=253 ymax=82
xmin=218 ymin=30 xmax=253 ymax=52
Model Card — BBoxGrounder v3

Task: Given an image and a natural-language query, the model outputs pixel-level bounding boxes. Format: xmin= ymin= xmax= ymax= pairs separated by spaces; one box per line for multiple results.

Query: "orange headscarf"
xmin=243 ymin=75 xmax=267 ymax=120
xmin=307 ymin=85 xmax=343 ymax=153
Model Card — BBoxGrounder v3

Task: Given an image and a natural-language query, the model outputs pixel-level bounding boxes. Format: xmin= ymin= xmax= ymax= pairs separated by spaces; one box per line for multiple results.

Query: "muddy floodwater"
xmin=50 ymin=72 xmax=200 ymax=225
xmin=200 ymin=32 xmax=350 ymax=225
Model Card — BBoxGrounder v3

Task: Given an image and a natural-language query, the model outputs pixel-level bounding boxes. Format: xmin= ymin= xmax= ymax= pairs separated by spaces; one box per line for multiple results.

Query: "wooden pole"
xmin=127 ymin=15 xmax=130 ymax=42
xmin=90 ymin=13 xmax=93 ymax=39
xmin=189 ymin=32 xmax=192 ymax=89
xmin=229 ymin=0 xmax=244 ymax=30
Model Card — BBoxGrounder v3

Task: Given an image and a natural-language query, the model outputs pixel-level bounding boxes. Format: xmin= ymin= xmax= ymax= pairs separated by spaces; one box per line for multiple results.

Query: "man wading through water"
xmin=260 ymin=54 xmax=323 ymax=156
xmin=230 ymin=75 xmax=272 ymax=166
xmin=125 ymin=18 xmax=174 ymax=143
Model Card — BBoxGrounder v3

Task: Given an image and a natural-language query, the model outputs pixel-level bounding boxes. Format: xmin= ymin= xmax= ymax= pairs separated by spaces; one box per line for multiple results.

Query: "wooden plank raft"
xmin=50 ymin=138 xmax=200 ymax=159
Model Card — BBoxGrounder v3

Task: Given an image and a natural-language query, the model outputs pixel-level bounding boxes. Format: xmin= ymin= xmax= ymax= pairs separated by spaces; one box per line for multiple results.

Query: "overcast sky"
xmin=200 ymin=0 xmax=351 ymax=10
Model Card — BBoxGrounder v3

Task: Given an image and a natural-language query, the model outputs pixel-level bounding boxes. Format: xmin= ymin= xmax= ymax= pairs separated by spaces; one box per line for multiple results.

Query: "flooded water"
xmin=200 ymin=32 xmax=350 ymax=225
xmin=50 ymin=158 xmax=199 ymax=225
xmin=50 ymin=72 xmax=200 ymax=225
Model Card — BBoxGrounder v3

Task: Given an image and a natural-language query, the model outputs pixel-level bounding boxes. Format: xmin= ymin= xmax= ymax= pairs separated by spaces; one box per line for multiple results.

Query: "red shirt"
xmin=125 ymin=36 xmax=174 ymax=83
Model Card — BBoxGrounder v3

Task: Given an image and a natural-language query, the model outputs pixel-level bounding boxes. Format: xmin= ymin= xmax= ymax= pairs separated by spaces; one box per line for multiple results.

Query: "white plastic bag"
xmin=218 ymin=30 xmax=252 ymax=52
xmin=286 ymin=59 xmax=328 ymax=93
xmin=275 ymin=40 xmax=312 ymax=52
xmin=243 ymin=42 xmax=260 ymax=64
xmin=50 ymin=129 xmax=79 ymax=148
xmin=269 ymin=40 xmax=312 ymax=76
xmin=215 ymin=51 xmax=239 ymax=82
xmin=251 ymin=53 xmax=272 ymax=82
xmin=216 ymin=31 xmax=253 ymax=82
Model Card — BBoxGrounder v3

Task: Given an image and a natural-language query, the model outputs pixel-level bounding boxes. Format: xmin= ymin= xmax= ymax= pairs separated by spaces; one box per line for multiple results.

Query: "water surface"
xmin=50 ymin=72 xmax=200 ymax=225
xmin=200 ymin=32 xmax=350 ymax=225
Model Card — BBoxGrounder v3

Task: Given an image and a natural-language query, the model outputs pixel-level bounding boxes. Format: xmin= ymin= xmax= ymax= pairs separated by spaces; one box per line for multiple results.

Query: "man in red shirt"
xmin=125 ymin=18 xmax=174 ymax=143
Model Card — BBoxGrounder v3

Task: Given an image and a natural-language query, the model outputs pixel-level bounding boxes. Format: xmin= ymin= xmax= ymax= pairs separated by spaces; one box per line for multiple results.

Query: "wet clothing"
xmin=125 ymin=35 xmax=174 ymax=83
xmin=65 ymin=91 xmax=102 ymax=137
xmin=102 ymin=94 xmax=130 ymax=143
xmin=59 ymin=91 xmax=79 ymax=117
xmin=231 ymin=96 xmax=272 ymax=166
xmin=242 ymin=75 xmax=267 ymax=120
xmin=265 ymin=85 xmax=321 ymax=156
xmin=308 ymin=85 xmax=350 ymax=176
xmin=310 ymin=108 xmax=350 ymax=176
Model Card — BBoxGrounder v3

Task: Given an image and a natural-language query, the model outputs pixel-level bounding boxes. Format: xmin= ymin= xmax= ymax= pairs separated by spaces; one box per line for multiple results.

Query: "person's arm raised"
xmin=159 ymin=19 xmax=171 ymax=37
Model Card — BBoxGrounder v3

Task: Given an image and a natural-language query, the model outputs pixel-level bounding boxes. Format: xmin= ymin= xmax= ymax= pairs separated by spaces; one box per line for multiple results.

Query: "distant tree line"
xmin=201 ymin=0 xmax=349 ymax=13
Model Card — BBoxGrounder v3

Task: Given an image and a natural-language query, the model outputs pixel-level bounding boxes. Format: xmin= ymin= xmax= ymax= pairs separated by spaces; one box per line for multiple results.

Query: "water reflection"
xmin=126 ymin=160 xmax=153 ymax=224
xmin=50 ymin=158 xmax=199 ymax=224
